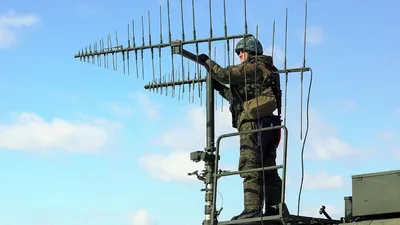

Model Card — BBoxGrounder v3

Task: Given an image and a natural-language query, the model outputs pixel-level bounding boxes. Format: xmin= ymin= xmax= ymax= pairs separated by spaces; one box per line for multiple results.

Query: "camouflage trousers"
xmin=237 ymin=113 xmax=283 ymax=212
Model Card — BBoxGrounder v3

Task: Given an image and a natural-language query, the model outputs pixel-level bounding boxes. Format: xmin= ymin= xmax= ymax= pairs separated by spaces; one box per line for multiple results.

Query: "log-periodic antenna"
xmin=74 ymin=0 xmax=253 ymax=106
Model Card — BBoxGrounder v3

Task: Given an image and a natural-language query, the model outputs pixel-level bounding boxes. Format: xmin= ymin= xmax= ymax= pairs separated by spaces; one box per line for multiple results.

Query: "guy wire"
xmin=217 ymin=189 xmax=224 ymax=216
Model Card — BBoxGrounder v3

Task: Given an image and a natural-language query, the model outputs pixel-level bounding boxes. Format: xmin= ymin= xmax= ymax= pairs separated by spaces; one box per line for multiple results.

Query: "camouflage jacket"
xmin=205 ymin=55 xmax=280 ymax=126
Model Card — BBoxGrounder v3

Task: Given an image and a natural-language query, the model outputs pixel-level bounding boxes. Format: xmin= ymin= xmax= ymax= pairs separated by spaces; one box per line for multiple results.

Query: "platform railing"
xmin=211 ymin=125 xmax=288 ymax=224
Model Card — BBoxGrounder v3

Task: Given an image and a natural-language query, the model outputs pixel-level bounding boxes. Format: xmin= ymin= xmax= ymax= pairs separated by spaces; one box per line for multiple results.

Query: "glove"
xmin=197 ymin=54 xmax=209 ymax=63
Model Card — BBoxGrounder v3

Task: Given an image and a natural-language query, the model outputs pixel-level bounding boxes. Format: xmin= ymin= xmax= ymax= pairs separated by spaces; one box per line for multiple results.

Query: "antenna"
xmin=73 ymin=0 xmax=340 ymax=224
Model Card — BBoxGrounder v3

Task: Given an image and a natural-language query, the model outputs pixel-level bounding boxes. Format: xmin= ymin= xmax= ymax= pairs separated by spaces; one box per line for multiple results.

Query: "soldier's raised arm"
xmin=218 ymin=85 xmax=233 ymax=102
xmin=204 ymin=59 xmax=263 ymax=85
xmin=211 ymin=77 xmax=234 ymax=102
xmin=196 ymin=35 xmax=269 ymax=85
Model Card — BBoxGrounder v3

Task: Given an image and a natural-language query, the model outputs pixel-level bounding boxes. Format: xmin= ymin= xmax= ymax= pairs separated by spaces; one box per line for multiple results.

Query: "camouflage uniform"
xmin=200 ymin=36 xmax=283 ymax=220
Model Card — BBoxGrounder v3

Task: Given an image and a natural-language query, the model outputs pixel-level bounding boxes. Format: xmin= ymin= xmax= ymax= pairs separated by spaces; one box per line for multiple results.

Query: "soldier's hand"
xmin=197 ymin=54 xmax=209 ymax=62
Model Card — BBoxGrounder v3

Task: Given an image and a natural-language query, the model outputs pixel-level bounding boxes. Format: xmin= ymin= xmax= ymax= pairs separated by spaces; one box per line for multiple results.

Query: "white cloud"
xmin=264 ymin=45 xmax=285 ymax=66
xmin=138 ymin=150 xmax=237 ymax=183
xmin=161 ymin=105 xmax=236 ymax=151
xmin=304 ymin=170 xmax=345 ymax=190
xmin=391 ymin=148 xmax=400 ymax=159
xmin=395 ymin=106 xmax=400 ymax=116
xmin=139 ymin=104 xmax=238 ymax=182
xmin=0 ymin=10 xmax=39 ymax=49
xmin=340 ymin=99 xmax=358 ymax=111
xmin=0 ymin=112 xmax=121 ymax=154
xmin=130 ymin=92 xmax=163 ymax=121
xmin=378 ymin=131 xmax=396 ymax=142
xmin=0 ymin=24 xmax=14 ymax=48
xmin=106 ymin=102 xmax=133 ymax=116
xmin=138 ymin=151 xmax=204 ymax=182
xmin=310 ymin=136 xmax=355 ymax=160
xmin=305 ymin=110 xmax=358 ymax=160
xmin=75 ymin=4 xmax=100 ymax=15
xmin=306 ymin=26 xmax=323 ymax=44
xmin=131 ymin=209 xmax=156 ymax=225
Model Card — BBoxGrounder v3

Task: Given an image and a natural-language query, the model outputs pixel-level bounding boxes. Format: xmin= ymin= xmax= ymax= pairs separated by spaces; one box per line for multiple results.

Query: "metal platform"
xmin=217 ymin=203 xmax=341 ymax=225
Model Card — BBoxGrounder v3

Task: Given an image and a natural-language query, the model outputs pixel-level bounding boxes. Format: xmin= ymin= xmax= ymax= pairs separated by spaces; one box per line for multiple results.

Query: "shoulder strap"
xmin=257 ymin=63 xmax=282 ymax=117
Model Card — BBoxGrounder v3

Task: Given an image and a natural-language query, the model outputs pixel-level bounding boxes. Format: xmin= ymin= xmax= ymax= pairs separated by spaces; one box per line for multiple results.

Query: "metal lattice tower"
xmin=74 ymin=0 xmax=342 ymax=224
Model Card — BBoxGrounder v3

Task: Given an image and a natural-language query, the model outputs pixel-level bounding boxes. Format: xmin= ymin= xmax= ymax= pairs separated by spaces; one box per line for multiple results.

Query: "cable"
xmin=296 ymin=67 xmax=313 ymax=215
xmin=217 ymin=189 xmax=224 ymax=214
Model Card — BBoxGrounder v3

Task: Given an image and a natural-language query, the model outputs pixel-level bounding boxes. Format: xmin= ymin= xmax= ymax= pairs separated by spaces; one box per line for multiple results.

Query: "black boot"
xmin=231 ymin=209 xmax=262 ymax=220
xmin=264 ymin=206 xmax=279 ymax=216
xmin=263 ymin=185 xmax=281 ymax=216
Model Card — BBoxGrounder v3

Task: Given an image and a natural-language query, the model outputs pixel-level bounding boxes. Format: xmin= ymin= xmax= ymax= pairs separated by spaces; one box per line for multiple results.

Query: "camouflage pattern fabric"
xmin=205 ymin=54 xmax=279 ymax=127
xmin=205 ymin=54 xmax=274 ymax=86
xmin=205 ymin=54 xmax=277 ymax=107
xmin=235 ymin=35 xmax=264 ymax=56
xmin=237 ymin=112 xmax=282 ymax=211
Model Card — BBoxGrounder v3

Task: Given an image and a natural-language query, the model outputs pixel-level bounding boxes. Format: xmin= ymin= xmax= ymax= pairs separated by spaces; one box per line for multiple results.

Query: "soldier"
xmin=197 ymin=35 xmax=283 ymax=220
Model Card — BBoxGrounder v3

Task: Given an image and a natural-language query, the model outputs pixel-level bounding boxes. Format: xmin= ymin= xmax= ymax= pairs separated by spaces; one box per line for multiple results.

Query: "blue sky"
xmin=1 ymin=0 xmax=400 ymax=224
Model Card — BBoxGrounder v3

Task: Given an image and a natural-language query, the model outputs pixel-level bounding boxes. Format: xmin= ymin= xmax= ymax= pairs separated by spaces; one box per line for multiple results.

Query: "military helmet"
xmin=235 ymin=35 xmax=263 ymax=55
